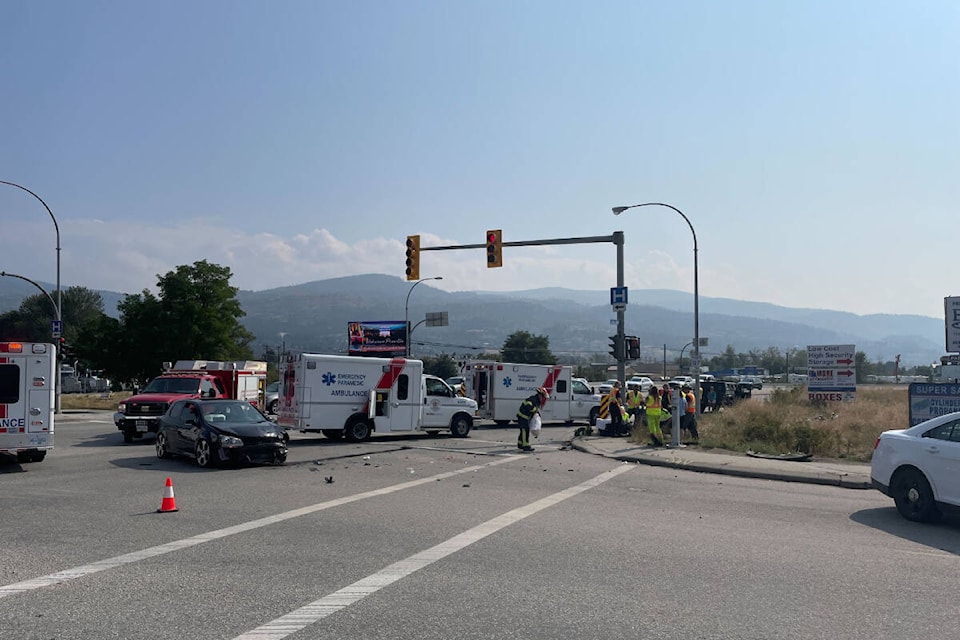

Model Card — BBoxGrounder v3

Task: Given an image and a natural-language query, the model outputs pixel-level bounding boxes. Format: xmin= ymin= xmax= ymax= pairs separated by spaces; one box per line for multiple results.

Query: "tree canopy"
xmin=501 ymin=330 xmax=556 ymax=364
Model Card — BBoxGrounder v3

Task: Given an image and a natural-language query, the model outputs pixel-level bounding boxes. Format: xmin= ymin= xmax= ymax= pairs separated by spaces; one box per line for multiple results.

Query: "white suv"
xmin=871 ymin=412 xmax=960 ymax=522
xmin=628 ymin=376 xmax=654 ymax=393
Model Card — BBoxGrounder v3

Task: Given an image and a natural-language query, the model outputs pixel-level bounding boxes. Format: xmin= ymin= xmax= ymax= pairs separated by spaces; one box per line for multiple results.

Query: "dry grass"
xmin=689 ymin=385 xmax=908 ymax=461
xmin=60 ymin=392 xmax=131 ymax=411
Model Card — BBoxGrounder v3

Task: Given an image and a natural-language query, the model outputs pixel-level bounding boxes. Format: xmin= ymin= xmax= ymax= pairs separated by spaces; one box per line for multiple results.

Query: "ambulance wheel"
xmin=449 ymin=415 xmax=471 ymax=438
xmin=589 ymin=407 xmax=600 ymax=426
xmin=123 ymin=428 xmax=135 ymax=443
xmin=344 ymin=419 xmax=372 ymax=442
xmin=321 ymin=429 xmax=345 ymax=440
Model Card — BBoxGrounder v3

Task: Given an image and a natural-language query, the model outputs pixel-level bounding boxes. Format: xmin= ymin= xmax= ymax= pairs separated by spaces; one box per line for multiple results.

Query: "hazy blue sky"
xmin=2 ymin=1 xmax=957 ymax=319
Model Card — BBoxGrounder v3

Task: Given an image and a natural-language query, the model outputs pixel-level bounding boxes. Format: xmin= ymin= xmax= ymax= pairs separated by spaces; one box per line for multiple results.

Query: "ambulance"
xmin=0 ymin=342 xmax=56 ymax=463
xmin=461 ymin=360 xmax=601 ymax=426
xmin=276 ymin=354 xmax=478 ymax=441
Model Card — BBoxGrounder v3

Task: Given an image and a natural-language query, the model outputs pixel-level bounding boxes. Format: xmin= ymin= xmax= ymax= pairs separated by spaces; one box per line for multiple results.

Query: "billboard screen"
xmin=348 ymin=321 xmax=407 ymax=357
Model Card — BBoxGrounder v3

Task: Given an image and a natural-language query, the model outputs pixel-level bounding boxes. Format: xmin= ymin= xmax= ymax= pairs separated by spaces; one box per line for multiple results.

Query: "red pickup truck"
xmin=114 ymin=361 xmax=266 ymax=443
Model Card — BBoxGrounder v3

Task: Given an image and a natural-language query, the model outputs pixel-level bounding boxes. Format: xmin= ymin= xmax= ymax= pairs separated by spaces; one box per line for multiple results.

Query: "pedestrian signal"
xmin=626 ymin=336 xmax=641 ymax=360
xmin=485 ymin=229 xmax=503 ymax=268
xmin=405 ymin=235 xmax=420 ymax=281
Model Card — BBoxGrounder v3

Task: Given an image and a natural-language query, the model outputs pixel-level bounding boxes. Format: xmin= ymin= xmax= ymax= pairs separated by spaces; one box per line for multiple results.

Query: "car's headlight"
xmin=219 ymin=435 xmax=244 ymax=448
xmin=118 ymin=403 xmax=126 ymax=412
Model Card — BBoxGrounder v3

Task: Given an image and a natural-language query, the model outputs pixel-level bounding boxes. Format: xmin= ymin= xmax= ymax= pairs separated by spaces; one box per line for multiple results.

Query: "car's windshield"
xmin=142 ymin=377 xmax=201 ymax=394
xmin=201 ymin=401 xmax=264 ymax=423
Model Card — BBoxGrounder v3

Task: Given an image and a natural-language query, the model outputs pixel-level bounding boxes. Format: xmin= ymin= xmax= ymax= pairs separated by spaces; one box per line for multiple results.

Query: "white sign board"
xmin=946 ymin=297 xmax=960 ymax=353
xmin=807 ymin=344 xmax=856 ymax=402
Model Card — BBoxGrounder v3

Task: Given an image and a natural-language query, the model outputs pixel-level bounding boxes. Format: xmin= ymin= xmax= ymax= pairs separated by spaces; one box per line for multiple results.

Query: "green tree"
xmin=501 ymin=330 xmax=556 ymax=364
xmin=421 ymin=354 xmax=459 ymax=379
xmin=0 ymin=286 xmax=104 ymax=344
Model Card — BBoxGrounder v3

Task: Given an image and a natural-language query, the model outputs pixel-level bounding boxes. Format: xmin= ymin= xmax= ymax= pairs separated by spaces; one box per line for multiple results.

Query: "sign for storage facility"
xmin=807 ymin=344 xmax=856 ymax=402
xmin=908 ymin=382 xmax=960 ymax=426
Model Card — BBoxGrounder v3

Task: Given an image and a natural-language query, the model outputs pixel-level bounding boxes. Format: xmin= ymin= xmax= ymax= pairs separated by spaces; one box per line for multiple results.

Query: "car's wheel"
xmin=195 ymin=439 xmax=216 ymax=468
xmin=588 ymin=407 xmax=600 ymax=426
xmin=122 ymin=428 xmax=135 ymax=443
xmin=155 ymin=433 xmax=171 ymax=459
xmin=274 ymin=452 xmax=287 ymax=465
xmin=344 ymin=419 xmax=372 ymax=442
xmin=449 ymin=414 xmax=471 ymax=438
xmin=269 ymin=399 xmax=279 ymax=414
xmin=892 ymin=468 xmax=940 ymax=522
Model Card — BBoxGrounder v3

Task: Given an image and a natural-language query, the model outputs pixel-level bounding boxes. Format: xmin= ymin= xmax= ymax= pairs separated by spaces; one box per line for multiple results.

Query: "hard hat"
xmin=537 ymin=387 xmax=547 ymax=397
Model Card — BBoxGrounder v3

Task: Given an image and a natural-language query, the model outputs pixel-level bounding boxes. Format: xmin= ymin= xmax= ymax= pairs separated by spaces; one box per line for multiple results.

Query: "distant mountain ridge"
xmin=0 ymin=274 xmax=945 ymax=366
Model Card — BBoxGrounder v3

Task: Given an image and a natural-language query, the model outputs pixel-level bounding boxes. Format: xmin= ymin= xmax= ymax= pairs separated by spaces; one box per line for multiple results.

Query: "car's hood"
xmin=215 ymin=422 xmax=284 ymax=438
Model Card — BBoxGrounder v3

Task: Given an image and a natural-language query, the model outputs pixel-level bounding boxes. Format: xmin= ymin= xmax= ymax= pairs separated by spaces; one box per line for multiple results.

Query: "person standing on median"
xmin=605 ymin=381 xmax=626 ymax=436
xmin=516 ymin=387 xmax=548 ymax=452
xmin=625 ymin=385 xmax=645 ymax=432
xmin=645 ymin=387 xmax=665 ymax=447
xmin=681 ymin=384 xmax=700 ymax=442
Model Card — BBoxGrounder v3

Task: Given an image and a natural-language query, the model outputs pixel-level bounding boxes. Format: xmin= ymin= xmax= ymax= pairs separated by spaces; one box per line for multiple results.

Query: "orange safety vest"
xmin=685 ymin=391 xmax=696 ymax=414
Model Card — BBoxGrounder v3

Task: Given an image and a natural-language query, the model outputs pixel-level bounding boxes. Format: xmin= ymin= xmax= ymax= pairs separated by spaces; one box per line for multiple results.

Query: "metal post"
xmin=614 ymin=203 xmax=700 ymax=436
xmin=405 ymin=276 xmax=442 ymax=358
xmin=1 ymin=181 xmax=62 ymax=413
xmin=614 ymin=232 xmax=625 ymax=385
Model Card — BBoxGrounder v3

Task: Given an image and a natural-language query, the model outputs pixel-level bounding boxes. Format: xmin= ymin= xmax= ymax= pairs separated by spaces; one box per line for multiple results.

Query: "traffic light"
xmin=405 ymin=235 xmax=420 ymax=281
xmin=626 ymin=336 xmax=641 ymax=360
xmin=608 ymin=335 xmax=623 ymax=361
xmin=485 ymin=229 xmax=503 ymax=268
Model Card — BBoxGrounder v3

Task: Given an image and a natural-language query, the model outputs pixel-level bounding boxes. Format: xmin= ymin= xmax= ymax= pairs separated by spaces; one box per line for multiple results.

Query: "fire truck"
xmin=114 ymin=360 xmax=267 ymax=443
xmin=461 ymin=360 xmax=601 ymax=426
xmin=0 ymin=342 xmax=56 ymax=463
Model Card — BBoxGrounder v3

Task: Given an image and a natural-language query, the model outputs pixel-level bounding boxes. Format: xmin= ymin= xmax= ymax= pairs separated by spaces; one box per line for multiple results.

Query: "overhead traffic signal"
xmin=405 ymin=235 xmax=420 ymax=281
xmin=485 ymin=229 xmax=503 ymax=268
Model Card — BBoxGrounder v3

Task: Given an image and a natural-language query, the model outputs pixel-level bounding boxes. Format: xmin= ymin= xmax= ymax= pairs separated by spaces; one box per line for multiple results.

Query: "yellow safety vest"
xmin=645 ymin=394 xmax=661 ymax=415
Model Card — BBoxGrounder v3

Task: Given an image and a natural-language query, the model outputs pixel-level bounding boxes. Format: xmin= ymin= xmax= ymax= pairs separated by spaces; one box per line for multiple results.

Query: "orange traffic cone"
xmin=157 ymin=477 xmax=178 ymax=513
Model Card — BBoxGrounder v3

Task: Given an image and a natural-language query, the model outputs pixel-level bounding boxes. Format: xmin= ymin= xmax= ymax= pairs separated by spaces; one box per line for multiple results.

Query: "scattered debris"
xmin=324 ymin=476 xmax=334 ymax=484
xmin=745 ymin=450 xmax=812 ymax=462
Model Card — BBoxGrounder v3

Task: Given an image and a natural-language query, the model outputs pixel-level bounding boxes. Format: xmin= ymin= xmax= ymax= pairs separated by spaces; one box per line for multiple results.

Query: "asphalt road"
xmin=1 ymin=414 xmax=958 ymax=640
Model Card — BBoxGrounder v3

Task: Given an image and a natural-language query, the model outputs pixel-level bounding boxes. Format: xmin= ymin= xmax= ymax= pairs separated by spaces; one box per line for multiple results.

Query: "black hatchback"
xmin=155 ymin=399 xmax=289 ymax=467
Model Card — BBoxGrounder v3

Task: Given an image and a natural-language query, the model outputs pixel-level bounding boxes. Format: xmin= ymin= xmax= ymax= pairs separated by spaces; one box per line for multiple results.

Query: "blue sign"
xmin=51 ymin=320 xmax=63 ymax=337
xmin=610 ymin=287 xmax=628 ymax=305
xmin=908 ymin=383 xmax=960 ymax=426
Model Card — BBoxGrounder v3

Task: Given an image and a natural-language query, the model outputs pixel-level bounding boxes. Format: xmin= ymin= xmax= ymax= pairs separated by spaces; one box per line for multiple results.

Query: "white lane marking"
xmin=234 ymin=464 xmax=634 ymax=640
xmin=0 ymin=455 xmax=522 ymax=599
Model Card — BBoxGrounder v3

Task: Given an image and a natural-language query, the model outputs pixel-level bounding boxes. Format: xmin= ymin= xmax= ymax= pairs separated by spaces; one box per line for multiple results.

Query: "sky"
xmin=2 ymin=1 xmax=958 ymax=320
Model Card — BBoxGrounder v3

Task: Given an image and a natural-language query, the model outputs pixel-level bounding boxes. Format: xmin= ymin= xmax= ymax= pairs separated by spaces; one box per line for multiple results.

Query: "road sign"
xmin=612 ymin=302 xmax=626 ymax=312
xmin=908 ymin=382 xmax=960 ymax=426
xmin=51 ymin=320 xmax=63 ymax=338
xmin=610 ymin=287 xmax=628 ymax=305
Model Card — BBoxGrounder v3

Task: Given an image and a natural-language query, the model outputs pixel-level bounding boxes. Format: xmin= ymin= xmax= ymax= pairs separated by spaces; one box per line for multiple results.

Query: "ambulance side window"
xmin=0 ymin=364 xmax=20 ymax=404
xmin=556 ymin=380 xmax=567 ymax=394
xmin=397 ymin=374 xmax=409 ymax=400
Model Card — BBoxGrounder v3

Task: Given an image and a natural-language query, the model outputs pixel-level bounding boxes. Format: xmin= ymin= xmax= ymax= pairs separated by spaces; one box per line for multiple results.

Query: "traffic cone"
xmin=157 ymin=477 xmax=178 ymax=513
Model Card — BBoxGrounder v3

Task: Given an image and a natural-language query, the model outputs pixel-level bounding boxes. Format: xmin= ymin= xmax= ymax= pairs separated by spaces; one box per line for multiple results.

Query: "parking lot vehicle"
xmin=669 ymin=375 xmax=696 ymax=387
xmin=0 ymin=342 xmax=55 ymax=463
xmin=277 ymin=354 xmax=477 ymax=440
xmin=871 ymin=412 xmax=960 ymax=522
xmin=628 ymin=376 xmax=655 ymax=393
xmin=741 ymin=375 xmax=763 ymax=390
xmin=264 ymin=381 xmax=280 ymax=414
xmin=155 ymin=399 xmax=288 ymax=467
xmin=597 ymin=379 xmax=621 ymax=396
xmin=114 ymin=360 xmax=267 ymax=443
xmin=462 ymin=360 xmax=600 ymax=426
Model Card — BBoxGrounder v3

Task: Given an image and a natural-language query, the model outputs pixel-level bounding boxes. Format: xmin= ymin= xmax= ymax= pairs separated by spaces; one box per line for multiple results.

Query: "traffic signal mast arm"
xmin=420 ymin=233 xmax=620 ymax=252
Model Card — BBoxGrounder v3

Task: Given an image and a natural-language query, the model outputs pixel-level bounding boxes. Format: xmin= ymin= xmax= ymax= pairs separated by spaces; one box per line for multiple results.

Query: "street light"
xmin=405 ymin=276 xmax=442 ymax=358
xmin=2 ymin=180 xmax=62 ymax=413
xmin=614 ymin=202 xmax=700 ymax=440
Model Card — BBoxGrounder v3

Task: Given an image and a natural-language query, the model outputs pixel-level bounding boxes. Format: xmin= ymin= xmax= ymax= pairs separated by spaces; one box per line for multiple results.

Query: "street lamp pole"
xmin=279 ymin=332 xmax=287 ymax=374
xmin=614 ymin=202 xmax=700 ymax=436
xmin=2 ymin=180 xmax=62 ymax=414
xmin=405 ymin=276 xmax=442 ymax=358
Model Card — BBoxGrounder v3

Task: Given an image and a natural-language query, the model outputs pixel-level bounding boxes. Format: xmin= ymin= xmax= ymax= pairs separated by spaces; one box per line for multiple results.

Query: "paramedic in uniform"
xmin=516 ymin=387 xmax=548 ymax=452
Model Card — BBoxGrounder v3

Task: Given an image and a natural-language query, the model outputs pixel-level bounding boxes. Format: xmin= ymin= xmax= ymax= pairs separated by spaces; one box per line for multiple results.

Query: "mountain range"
xmin=1 ymin=274 xmax=946 ymax=367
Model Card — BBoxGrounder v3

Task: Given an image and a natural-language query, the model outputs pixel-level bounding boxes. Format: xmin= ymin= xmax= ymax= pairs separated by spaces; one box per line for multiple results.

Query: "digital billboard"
xmin=348 ymin=321 xmax=407 ymax=357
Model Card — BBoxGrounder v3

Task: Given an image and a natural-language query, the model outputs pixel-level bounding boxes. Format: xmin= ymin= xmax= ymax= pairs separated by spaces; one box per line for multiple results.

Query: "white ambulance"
xmin=462 ymin=360 xmax=601 ymax=426
xmin=0 ymin=342 xmax=56 ymax=463
xmin=276 ymin=354 xmax=478 ymax=441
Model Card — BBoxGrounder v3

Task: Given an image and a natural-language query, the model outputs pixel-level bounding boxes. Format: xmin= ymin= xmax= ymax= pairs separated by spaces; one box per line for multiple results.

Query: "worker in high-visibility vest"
xmin=625 ymin=386 xmax=645 ymax=428
xmin=645 ymin=387 xmax=665 ymax=447
xmin=681 ymin=384 xmax=699 ymax=441
xmin=605 ymin=381 xmax=625 ymax=436
xmin=516 ymin=387 xmax=547 ymax=452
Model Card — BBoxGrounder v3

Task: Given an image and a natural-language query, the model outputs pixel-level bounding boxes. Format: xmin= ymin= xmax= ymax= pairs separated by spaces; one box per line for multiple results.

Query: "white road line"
xmin=0 ymin=455 xmax=522 ymax=599
xmin=234 ymin=464 xmax=634 ymax=640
